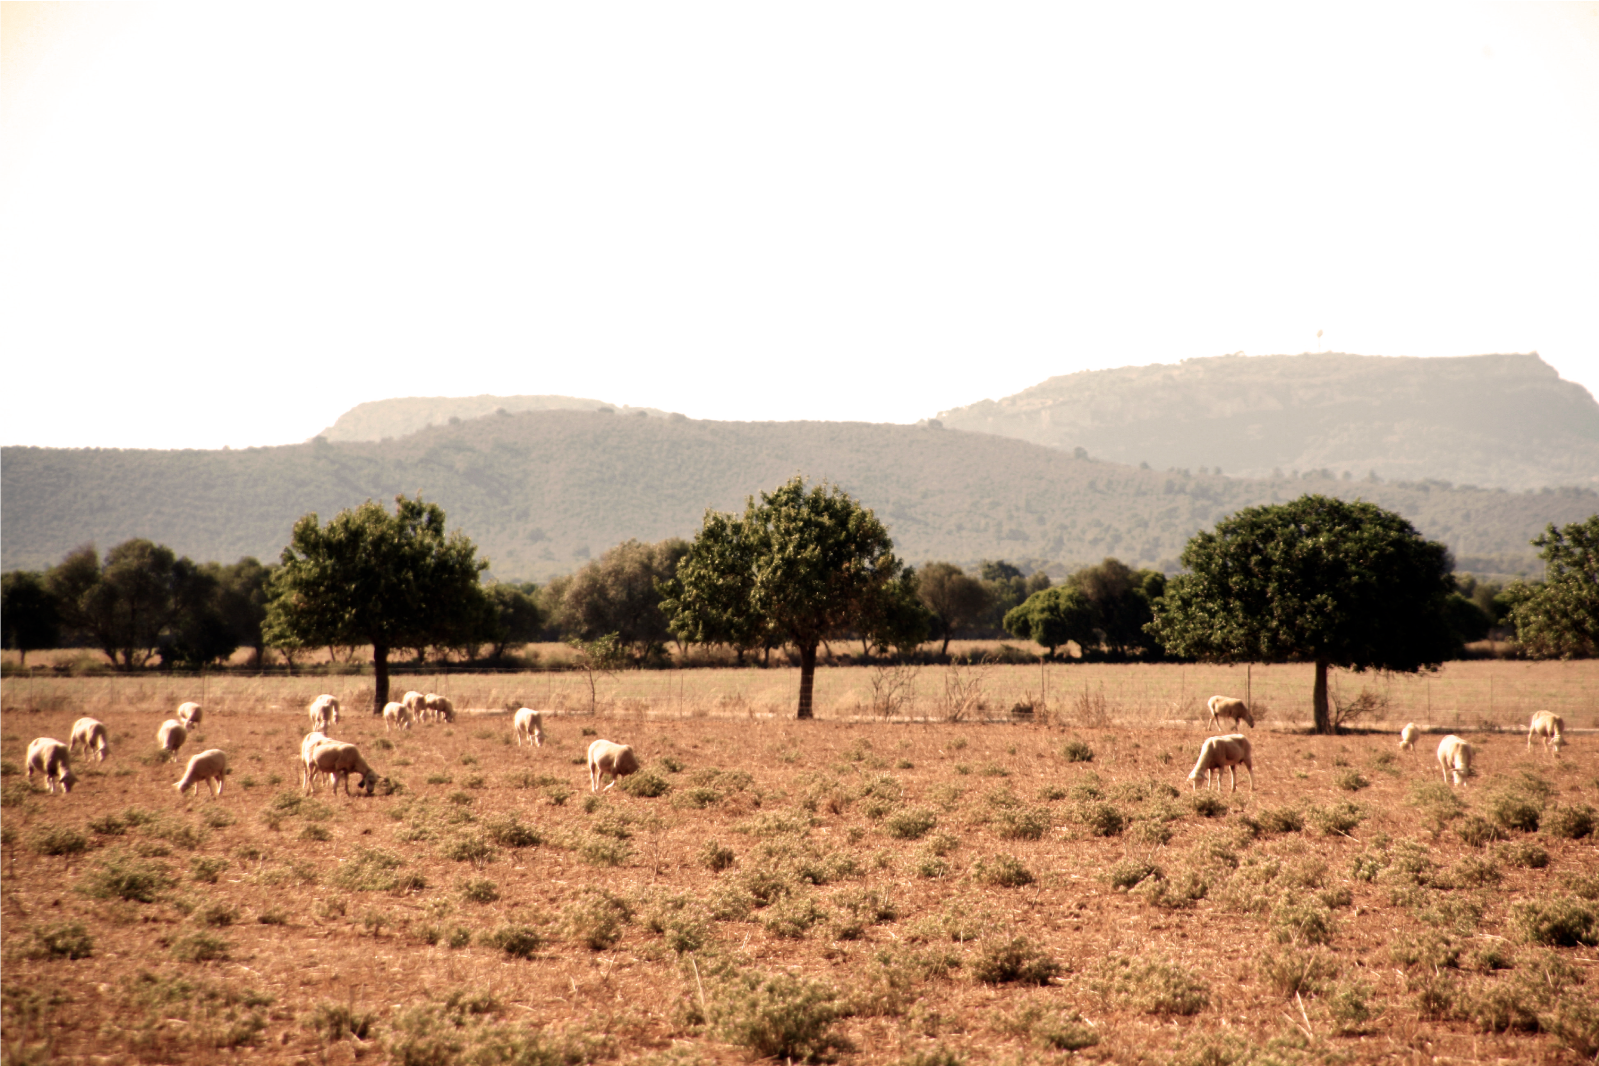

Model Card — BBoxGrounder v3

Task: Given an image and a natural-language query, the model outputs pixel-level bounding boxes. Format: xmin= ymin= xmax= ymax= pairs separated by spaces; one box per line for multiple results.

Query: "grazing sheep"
xmin=1187 ymin=734 xmax=1254 ymax=793
xmin=1437 ymin=734 xmax=1474 ymax=787
xmin=300 ymin=730 xmax=332 ymax=792
xmin=308 ymin=694 xmax=340 ymax=732
xmin=513 ymin=707 xmax=544 ymax=748
xmin=425 ymin=693 xmax=455 ymax=723
xmin=1527 ymin=711 xmax=1565 ymax=755
xmin=69 ymin=717 xmax=110 ymax=763
xmin=174 ymin=749 xmax=228 ymax=798
xmin=1399 ymin=722 xmax=1421 ymax=752
xmin=156 ymin=719 xmax=188 ymax=761
xmin=402 ymin=690 xmax=428 ymax=723
xmin=26 ymin=738 xmax=76 ymax=794
xmin=309 ymin=741 xmax=379 ymax=797
xmin=587 ymin=739 xmax=639 ymax=792
xmin=382 ymin=701 xmax=413 ymax=732
xmin=1206 ymin=695 xmax=1255 ymax=730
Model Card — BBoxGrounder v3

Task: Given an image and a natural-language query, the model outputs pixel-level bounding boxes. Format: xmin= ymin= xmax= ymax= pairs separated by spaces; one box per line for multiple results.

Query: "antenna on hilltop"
xmin=1316 ymin=329 xmax=1324 ymax=352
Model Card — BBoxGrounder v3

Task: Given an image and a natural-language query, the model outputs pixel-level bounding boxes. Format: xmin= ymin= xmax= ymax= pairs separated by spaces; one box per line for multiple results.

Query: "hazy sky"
xmin=4 ymin=3 xmax=1598 ymax=450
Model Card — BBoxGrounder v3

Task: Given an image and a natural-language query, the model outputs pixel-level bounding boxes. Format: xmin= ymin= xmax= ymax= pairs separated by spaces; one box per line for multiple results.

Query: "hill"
xmin=319 ymin=394 xmax=673 ymax=442
xmin=937 ymin=352 xmax=1599 ymax=491
xmin=5 ymin=411 xmax=1593 ymax=582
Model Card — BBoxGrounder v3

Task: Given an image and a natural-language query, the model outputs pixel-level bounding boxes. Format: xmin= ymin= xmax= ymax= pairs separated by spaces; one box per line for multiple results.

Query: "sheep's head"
xmin=59 ymin=769 xmax=77 ymax=793
xmin=358 ymin=772 xmax=377 ymax=796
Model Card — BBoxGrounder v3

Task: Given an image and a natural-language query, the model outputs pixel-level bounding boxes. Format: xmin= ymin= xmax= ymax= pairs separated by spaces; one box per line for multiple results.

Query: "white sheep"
xmin=1187 ymin=733 xmax=1254 ymax=793
xmin=587 ymin=739 xmax=639 ymax=792
xmin=402 ymin=690 xmax=428 ymax=723
xmin=424 ymin=693 xmax=455 ymax=723
xmin=177 ymin=701 xmax=203 ymax=727
xmin=308 ymin=694 xmax=340 ymax=732
xmin=156 ymin=719 xmax=188 ymax=761
xmin=1527 ymin=711 xmax=1564 ymax=755
xmin=1399 ymin=722 xmax=1421 ymax=753
xmin=1437 ymin=734 xmax=1474 ymax=787
xmin=513 ymin=707 xmax=544 ymax=748
xmin=309 ymin=740 xmax=379 ymax=797
xmin=382 ymin=701 xmax=413 ymax=732
xmin=69 ymin=717 xmax=110 ymax=763
xmin=1206 ymin=695 xmax=1255 ymax=730
xmin=26 ymin=738 xmax=76 ymax=794
xmin=174 ymin=749 xmax=228 ymax=798
xmin=300 ymin=730 xmax=332 ymax=792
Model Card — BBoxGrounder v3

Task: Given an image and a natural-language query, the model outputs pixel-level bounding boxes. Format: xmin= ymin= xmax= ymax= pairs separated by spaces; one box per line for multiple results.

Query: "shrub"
xmin=1310 ymin=800 xmax=1366 ymax=836
xmin=1271 ymin=897 xmax=1336 ymax=946
xmin=332 ymin=847 xmax=419 ymax=892
xmin=1456 ymin=815 xmax=1505 ymax=848
xmin=1488 ymin=792 xmax=1542 ymax=833
xmin=971 ymin=854 xmax=1034 ymax=888
xmin=304 ymin=1001 xmax=375 ymax=1042
xmin=480 ymin=923 xmax=542 ymax=958
xmin=642 ymin=894 xmax=712 ymax=954
xmin=192 ymin=901 xmax=240 ymax=927
xmin=170 ymin=932 xmax=231 ymax=962
xmin=29 ymin=826 xmax=89 ymax=856
xmin=1091 ymin=955 xmax=1210 ymax=1016
xmin=460 ymin=878 xmax=499 ymax=903
xmin=1333 ymin=769 xmax=1369 ymax=792
xmin=1327 ymin=979 xmax=1380 ymax=1034
xmin=1449 ymin=855 xmax=1502 ymax=888
xmin=22 ymin=921 xmax=93 ymax=960
xmin=763 ymin=893 xmax=828 ymax=939
xmin=79 ymin=854 xmax=172 ymax=902
xmin=1189 ymin=793 xmax=1227 ymax=818
xmin=1075 ymin=801 xmax=1125 ymax=837
xmin=440 ymin=834 xmax=496 ymax=866
xmin=710 ymin=970 xmax=846 ymax=1062
xmin=1564 ymin=872 xmax=1599 ymax=901
xmin=1544 ymin=804 xmax=1596 ymax=840
xmin=994 ymin=806 xmax=1050 ymax=841
xmin=1258 ymin=946 xmax=1339 ymax=997
xmin=190 ymin=857 xmax=229 ymax=883
xmin=972 ymin=937 xmax=1061 ymax=985
xmin=298 ymin=824 xmax=331 ymax=842
xmin=578 ymin=834 xmax=631 ymax=867
xmin=1512 ymin=895 xmax=1599 ymax=946
xmin=671 ymin=786 xmax=723 ymax=810
xmin=999 ymin=1004 xmax=1099 ymax=1051
xmin=1543 ymin=996 xmax=1599 ymax=1059
xmin=1254 ymin=806 xmax=1304 ymax=834
xmin=1061 ymin=740 xmax=1094 ymax=762
xmin=482 ymin=815 xmax=541 ymax=849
xmin=563 ymin=888 xmax=632 ymax=949
xmin=1134 ymin=867 xmax=1209 ymax=909
xmin=1391 ymin=931 xmax=1461 ymax=969
xmin=883 ymin=807 xmax=937 ymax=841
xmin=700 ymin=840 xmax=736 ymax=872
xmin=1106 ymin=859 xmax=1161 ymax=892
xmin=1497 ymin=840 xmax=1551 ymax=869
xmin=619 ymin=769 xmax=671 ymax=798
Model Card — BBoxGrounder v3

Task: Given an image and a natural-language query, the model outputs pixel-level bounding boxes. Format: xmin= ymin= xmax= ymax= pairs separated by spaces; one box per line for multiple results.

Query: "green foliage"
xmin=1333 ymin=768 xmax=1369 ymax=792
xmin=762 ymin=893 xmax=828 ymax=939
xmin=190 ymin=857 xmax=228 ymax=883
xmin=1150 ymin=495 xmax=1457 ymax=733
xmin=1508 ymin=515 xmax=1599 ymax=658
xmin=1074 ymin=800 xmax=1126 ymax=836
xmin=972 ymin=936 xmax=1062 ymax=984
xmin=915 ymin=562 xmax=991 ymax=657
xmin=993 ymin=805 xmax=1050 ymax=840
xmin=1271 ymin=897 xmax=1336 ymax=945
xmin=883 ymin=806 xmax=937 ymax=840
xmin=28 ymin=826 xmax=89 ymax=856
xmin=79 ymin=854 xmax=173 ymax=902
xmin=1106 ymin=859 xmax=1162 ymax=892
xmin=1544 ymin=804 xmax=1595 ymax=840
xmin=971 ymin=854 xmax=1035 ymax=888
xmin=709 ymin=970 xmax=846 ymax=1062
xmin=480 ymin=923 xmax=542 ymax=958
xmin=304 ymin=1001 xmax=375 ymax=1043
xmin=169 ymin=932 xmax=231 ymax=962
xmin=547 ymin=537 xmax=687 ymax=654
xmin=1189 ymin=792 xmax=1227 ymax=818
xmin=619 ymin=768 xmax=671 ymax=798
xmin=1258 ymin=946 xmax=1339 ymax=998
xmin=699 ymin=840 xmax=736 ymax=872
xmin=330 ymin=847 xmax=422 ymax=892
xmin=1061 ymin=739 xmax=1094 ymax=762
xmin=998 ymin=1004 xmax=1100 ymax=1051
xmin=1003 ymin=584 xmax=1096 ymax=656
xmin=562 ymin=888 xmax=632 ymax=949
xmin=459 ymin=878 xmax=499 ymax=903
xmin=21 ymin=921 xmax=93 ymax=960
xmin=1512 ymin=896 xmax=1598 ymax=946
xmin=1090 ymin=955 xmax=1210 ymax=1016
xmin=1 ymin=570 xmax=59 ymax=662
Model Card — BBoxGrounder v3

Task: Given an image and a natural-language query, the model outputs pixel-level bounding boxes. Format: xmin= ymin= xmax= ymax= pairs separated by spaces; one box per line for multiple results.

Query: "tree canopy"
xmin=47 ymin=540 xmax=186 ymax=669
xmin=1507 ymin=515 xmax=1599 ymax=658
xmin=1 ymin=570 xmax=60 ymax=666
xmin=664 ymin=476 xmax=899 ymax=718
xmin=1002 ymin=584 xmax=1097 ymax=657
xmin=548 ymin=538 xmax=688 ymax=659
xmin=1148 ymin=494 xmax=1457 ymax=733
xmin=915 ymin=562 xmax=991 ymax=657
xmin=264 ymin=495 xmax=489 ymax=712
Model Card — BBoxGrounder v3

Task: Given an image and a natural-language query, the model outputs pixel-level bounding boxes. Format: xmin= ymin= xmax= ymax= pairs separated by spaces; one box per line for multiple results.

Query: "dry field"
xmin=2 ymin=679 xmax=1598 ymax=1065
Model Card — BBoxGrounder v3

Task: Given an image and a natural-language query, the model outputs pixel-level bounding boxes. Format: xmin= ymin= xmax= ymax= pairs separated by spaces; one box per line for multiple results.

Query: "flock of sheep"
xmin=21 ymin=692 xmax=1570 ymax=802
xmin=21 ymin=690 xmax=644 ymax=800
xmin=1186 ymin=695 xmax=1569 ymax=794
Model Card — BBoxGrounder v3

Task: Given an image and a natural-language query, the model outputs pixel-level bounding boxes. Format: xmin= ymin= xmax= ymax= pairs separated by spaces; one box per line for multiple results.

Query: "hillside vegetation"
xmin=938 ymin=352 xmax=1599 ymax=491
xmin=5 ymin=411 xmax=1593 ymax=582
xmin=320 ymin=394 xmax=673 ymax=442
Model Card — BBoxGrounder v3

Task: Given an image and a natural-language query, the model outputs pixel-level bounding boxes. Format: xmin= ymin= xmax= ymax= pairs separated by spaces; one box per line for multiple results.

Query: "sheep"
xmin=425 ymin=693 xmax=455 ymax=723
xmin=1187 ymin=733 xmax=1254 ymax=793
xmin=177 ymin=701 xmax=203 ymax=727
xmin=308 ymin=740 xmax=379 ymax=797
xmin=156 ymin=719 xmax=188 ymax=761
xmin=382 ymin=701 xmax=413 ymax=732
xmin=300 ymin=730 xmax=332 ymax=792
xmin=1527 ymin=711 xmax=1565 ymax=755
xmin=1437 ymin=734 xmax=1474 ymax=787
xmin=308 ymin=694 xmax=340 ymax=732
xmin=402 ymin=690 xmax=428 ymax=723
xmin=69 ymin=717 xmax=110 ymax=763
xmin=174 ymin=749 xmax=228 ymax=798
xmin=26 ymin=738 xmax=76 ymax=794
xmin=1206 ymin=695 xmax=1255 ymax=730
xmin=587 ymin=739 xmax=639 ymax=792
xmin=513 ymin=707 xmax=544 ymax=748
xmin=1399 ymin=722 xmax=1421 ymax=753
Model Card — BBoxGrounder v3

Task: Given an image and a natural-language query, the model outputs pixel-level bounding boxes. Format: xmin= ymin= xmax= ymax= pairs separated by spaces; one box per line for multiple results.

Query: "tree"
xmin=1003 ymin=585 xmax=1097 ymax=657
xmin=916 ymin=562 xmax=991 ymax=658
xmin=1 ymin=571 xmax=60 ymax=666
xmin=665 ymin=476 xmax=900 ymax=718
xmin=1066 ymin=558 xmax=1167 ymax=658
xmin=976 ymin=560 xmax=1051 ymax=633
xmin=211 ymin=558 xmax=274 ymax=667
xmin=553 ymin=538 xmax=688 ymax=658
xmin=486 ymin=582 xmax=545 ymax=660
xmin=160 ymin=559 xmax=237 ymax=668
xmin=264 ymin=496 xmax=489 ymax=713
xmin=48 ymin=540 xmax=184 ymax=669
xmin=1507 ymin=515 xmax=1599 ymax=658
xmin=856 ymin=568 xmax=933 ymax=658
xmin=1148 ymin=495 xmax=1457 ymax=734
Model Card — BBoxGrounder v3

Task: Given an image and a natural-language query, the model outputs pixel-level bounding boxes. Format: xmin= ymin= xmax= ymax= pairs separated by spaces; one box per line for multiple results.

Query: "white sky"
xmin=3 ymin=3 xmax=1598 ymax=450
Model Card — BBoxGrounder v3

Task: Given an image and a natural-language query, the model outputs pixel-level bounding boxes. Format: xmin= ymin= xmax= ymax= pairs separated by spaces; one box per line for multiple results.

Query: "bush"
xmin=1254 ymin=806 xmax=1304 ymax=834
xmin=192 ymin=901 xmax=240 ymax=927
xmin=482 ymin=815 xmax=541 ymax=848
xmin=578 ymin=834 xmax=631 ymax=867
xmin=332 ymin=847 xmax=420 ymax=891
xmin=304 ymin=1001 xmax=375 ymax=1042
xmin=190 ymin=857 xmax=229 ymax=883
xmin=883 ymin=807 xmax=938 ymax=841
xmin=1258 ymin=946 xmax=1339 ymax=997
xmin=1544 ymin=804 xmax=1596 ymax=840
xmin=700 ymin=840 xmax=736 ymax=872
xmin=1091 ymin=955 xmax=1210 ymax=1016
xmin=1106 ymin=859 xmax=1161 ymax=892
xmin=762 ymin=894 xmax=828 ymax=939
xmin=1061 ymin=740 xmax=1094 ymax=762
xmin=563 ymin=888 xmax=632 ymax=949
xmin=994 ymin=806 xmax=1050 ymax=841
xmin=170 ymin=932 xmax=231 ymax=962
xmin=619 ymin=769 xmax=671 ymax=798
xmin=460 ymin=878 xmax=499 ymax=903
xmin=972 ymin=854 xmax=1035 ymax=888
xmin=1134 ymin=867 xmax=1210 ymax=910
xmin=1488 ymin=792 xmax=1542 ymax=833
xmin=440 ymin=834 xmax=496 ymax=866
xmin=1391 ymin=930 xmax=1461 ymax=969
xmin=1456 ymin=815 xmax=1505 ymax=848
xmin=710 ymin=970 xmax=846 ymax=1062
xmin=1075 ymin=801 xmax=1126 ymax=837
xmin=28 ymin=826 xmax=89 ymax=856
xmin=22 ymin=921 xmax=93 ymax=960
xmin=480 ymin=923 xmax=542 ymax=958
xmin=1333 ymin=769 xmax=1369 ymax=792
xmin=972 ymin=937 xmax=1062 ymax=985
xmin=1271 ymin=897 xmax=1336 ymax=945
xmin=1188 ymin=793 xmax=1227 ymax=818
xmin=1512 ymin=895 xmax=1599 ymax=946
xmin=1310 ymin=800 xmax=1366 ymax=836
xmin=1327 ymin=979 xmax=1381 ymax=1034
xmin=79 ymin=854 xmax=172 ymax=902
xmin=999 ymin=1005 xmax=1099 ymax=1051
xmin=1497 ymin=840 xmax=1550 ymax=869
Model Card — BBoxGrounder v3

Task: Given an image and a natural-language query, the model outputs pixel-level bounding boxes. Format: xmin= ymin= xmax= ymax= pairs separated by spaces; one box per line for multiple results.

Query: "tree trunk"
xmin=373 ymin=644 xmax=390 ymax=714
xmin=1312 ymin=659 xmax=1332 ymax=734
xmin=796 ymin=642 xmax=818 ymax=719
xmin=940 ymin=632 xmax=952 ymax=660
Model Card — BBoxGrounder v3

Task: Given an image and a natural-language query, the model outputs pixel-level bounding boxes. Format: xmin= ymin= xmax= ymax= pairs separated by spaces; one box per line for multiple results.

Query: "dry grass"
xmin=2 ymin=675 xmax=1598 ymax=1064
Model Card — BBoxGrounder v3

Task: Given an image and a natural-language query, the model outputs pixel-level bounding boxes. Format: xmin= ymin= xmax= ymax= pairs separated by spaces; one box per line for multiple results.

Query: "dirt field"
xmin=3 ymin=686 xmax=1597 ymax=1065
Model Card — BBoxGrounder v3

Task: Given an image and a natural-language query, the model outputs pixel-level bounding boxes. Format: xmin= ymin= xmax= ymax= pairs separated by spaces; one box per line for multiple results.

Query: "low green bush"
xmin=700 ymin=840 xmax=736 ymax=872
xmin=1105 ymin=859 xmax=1161 ymax=892
xmin=883 ymin=807 xmax=937 ymax=840
xmin=563 ymin=888 xmax=632 ymax=949
xmin=21 ymin=921 xmax=93 ymax=960
xmin=1544 ymin=804 xmax=1596 ymax=840
xmin=1188 ymin=793 xmax=1227 ymax=818
xmin=1258 ymin=946 xmax=1339 ymax=997
xmin=710 ymin=970 xmax=847 ymax=1063
xmin=619 ymin=769 xmax=671 ymax=798
xmin=30 ymin=825 xmax=91 ymax=856
xmin=1074 ymin=801 xmax=1125 ymax=837
xmin=971 ymin=854 xmax=1034 ymax=888
xmin=972 ymin=936 xmax=1061 ymax=985
xmin=1090 ymin=955 xmax=1209 ymax=1016
xmin=1061 ymin=740 xmax=1094 ymax=763
xmin=78 ymin=854 xmax=172 ymax=903
xmin=1512 ymin=895 xmax=1599 ymax=947
xmin=480 ymin=923 xmax=542 ymax=958
xmin=170 ymin=931 xmax=231 ymax=962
